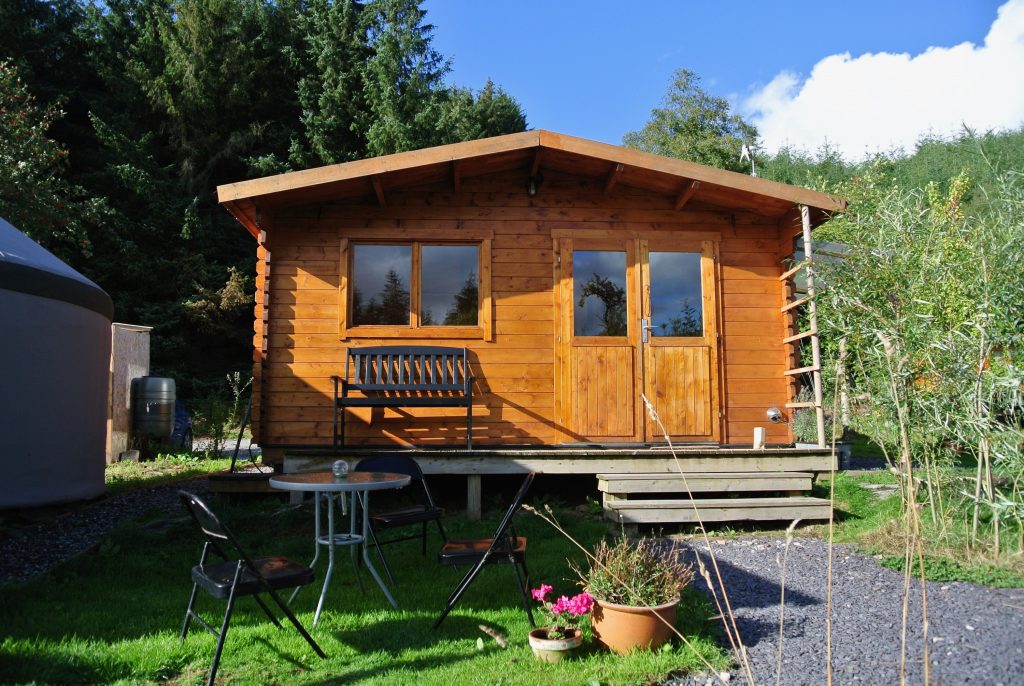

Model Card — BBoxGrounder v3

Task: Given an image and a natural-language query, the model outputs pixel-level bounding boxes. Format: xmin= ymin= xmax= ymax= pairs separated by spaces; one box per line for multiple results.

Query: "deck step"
xmin=597 ymin=471 xmax=813 ymax=494
xmin=604 ymin=496 xmax=832 ymax=524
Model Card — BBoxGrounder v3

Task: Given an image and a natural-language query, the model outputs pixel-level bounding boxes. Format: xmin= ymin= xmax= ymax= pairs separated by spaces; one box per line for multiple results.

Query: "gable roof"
xmin=217 ymin=130 xmax=845 ymax=238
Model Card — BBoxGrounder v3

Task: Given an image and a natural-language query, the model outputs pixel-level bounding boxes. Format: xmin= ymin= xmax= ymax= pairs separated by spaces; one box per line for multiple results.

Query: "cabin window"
xmin=351 ymin=244 xmax=413 ymax=326
xmin=648 ymin=251 xmax=703 ymax=337
xmin=343 ymin=239 xmax=490 ymax=339
xmin=421 ymin=245 xmax=479 ymax=326
xmin=574 ymin=250 xmax=628 ymax=336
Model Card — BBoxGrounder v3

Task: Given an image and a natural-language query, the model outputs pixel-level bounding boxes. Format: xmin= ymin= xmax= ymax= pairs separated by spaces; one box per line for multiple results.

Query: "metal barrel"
xmin=131 ymin=376 xmax=176 ymax=441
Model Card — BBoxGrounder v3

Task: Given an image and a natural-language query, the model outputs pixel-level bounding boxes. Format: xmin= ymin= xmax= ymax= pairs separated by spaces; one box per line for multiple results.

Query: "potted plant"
xmin=578 ymin=536 xmax=694 ymax=654
xmin=526 ymin=584 xmax=593 ymax=663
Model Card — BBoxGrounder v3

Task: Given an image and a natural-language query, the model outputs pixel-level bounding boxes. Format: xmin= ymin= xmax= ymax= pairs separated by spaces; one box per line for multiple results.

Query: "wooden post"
xmin=467 ymin=475 xmax=482 ymax=520
xmin=800 ymin=205 xmax=827 ymax=448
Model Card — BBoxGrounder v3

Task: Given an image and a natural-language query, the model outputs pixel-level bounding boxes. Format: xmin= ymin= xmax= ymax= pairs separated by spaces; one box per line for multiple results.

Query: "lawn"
xmin=0 ymin=488 xmax=727 ymax=685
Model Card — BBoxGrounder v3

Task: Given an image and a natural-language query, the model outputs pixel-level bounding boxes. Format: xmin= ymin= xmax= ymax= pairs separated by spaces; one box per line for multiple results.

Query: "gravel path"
xmin=668 ymin=536 xmax=1024 ymax=686
xmin=0 ymin=478 xmax=209 ymax=586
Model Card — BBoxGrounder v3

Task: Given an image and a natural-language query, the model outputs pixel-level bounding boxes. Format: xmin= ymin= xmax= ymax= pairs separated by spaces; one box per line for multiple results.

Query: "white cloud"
xmin=744 ymin=0 xmax=1024 ymax=160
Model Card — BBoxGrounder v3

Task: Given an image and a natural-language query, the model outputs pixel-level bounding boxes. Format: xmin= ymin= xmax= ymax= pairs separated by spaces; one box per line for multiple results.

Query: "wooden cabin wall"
xmin=258 ymin=169 xmax=792 ymax=448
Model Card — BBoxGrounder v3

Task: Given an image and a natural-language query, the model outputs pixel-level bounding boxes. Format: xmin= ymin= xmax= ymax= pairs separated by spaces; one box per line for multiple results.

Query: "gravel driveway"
xmin=669 ymin=536 xmax=1024 ymax=686
xmin=3 ymin=484 xmax=1022 ymax=686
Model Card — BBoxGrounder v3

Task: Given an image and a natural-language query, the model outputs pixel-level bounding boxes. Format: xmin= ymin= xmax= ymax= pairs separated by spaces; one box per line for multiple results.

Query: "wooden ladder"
xmin=780 ymin=205 xmax=826 ymax=447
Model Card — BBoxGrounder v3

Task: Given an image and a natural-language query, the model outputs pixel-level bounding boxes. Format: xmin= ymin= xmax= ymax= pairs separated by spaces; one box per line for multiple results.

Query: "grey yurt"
xmin=0 ymin=217 xmax=113 ymax=508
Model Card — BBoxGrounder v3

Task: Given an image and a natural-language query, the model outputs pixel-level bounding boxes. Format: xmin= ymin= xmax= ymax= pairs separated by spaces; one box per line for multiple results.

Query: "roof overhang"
xmin=217 ymin=130 xmax=846 ymax=238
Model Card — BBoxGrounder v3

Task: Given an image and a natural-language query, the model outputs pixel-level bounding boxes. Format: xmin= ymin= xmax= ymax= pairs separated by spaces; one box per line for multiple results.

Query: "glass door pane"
xmin=648 ymin=251 xmax=703 ymax=337
xmin=573 ymin=250 xmax=627 ymax=336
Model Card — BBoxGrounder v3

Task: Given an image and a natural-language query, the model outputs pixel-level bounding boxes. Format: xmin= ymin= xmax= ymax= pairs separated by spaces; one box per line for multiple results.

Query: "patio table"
xmin=269 ymin=470 xmax=411 ymax=626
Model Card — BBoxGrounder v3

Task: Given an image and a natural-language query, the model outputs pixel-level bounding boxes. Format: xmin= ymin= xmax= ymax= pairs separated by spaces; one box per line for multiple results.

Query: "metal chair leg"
xmin=207 ymin=563 xmax=243 ymax=686
xmin=181 ymin=582 xmax=200 ymax=642
xmin=267 ymin=588 xmax=326 ymax=658
xmin=433 ymin=551 xmax=492 ymax=629
xmin=509 ymin=555 xmax=535 ymax=627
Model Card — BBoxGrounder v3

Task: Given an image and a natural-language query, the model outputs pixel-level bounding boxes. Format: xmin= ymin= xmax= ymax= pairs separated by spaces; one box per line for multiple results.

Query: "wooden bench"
xmin=332 ymin=346 xmax=474 ymax=449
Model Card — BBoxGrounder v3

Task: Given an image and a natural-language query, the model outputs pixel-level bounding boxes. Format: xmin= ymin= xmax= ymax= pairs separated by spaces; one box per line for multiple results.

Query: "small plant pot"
xmin=591 ymin=598 xmax=678 ymax=654
xmin=527 ymin=628 xmax=583 ymax=663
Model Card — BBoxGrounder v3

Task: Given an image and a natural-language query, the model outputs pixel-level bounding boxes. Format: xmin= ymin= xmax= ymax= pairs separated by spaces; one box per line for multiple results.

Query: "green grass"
xmin=105 ymin=454 xmax=234 ymax=495
xmin=0 ymin=496 xmax=727 ymax=685
xmin=809 ymin=472 xmax=1024 ymax=588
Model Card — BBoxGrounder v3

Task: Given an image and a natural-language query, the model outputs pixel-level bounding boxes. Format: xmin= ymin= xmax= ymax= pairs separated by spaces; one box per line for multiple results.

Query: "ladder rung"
xmin=778 ymin=260 xmax=809 ymax=281
xmin=783 ymin=329 xmax=816 ymax=344
xmin=785 ymin=401 xmax=818 ymax=408
xmin=784 ymin=365 xmax=820 ymax=376
xmin=781 ymin=294 xmax=813 ymax=313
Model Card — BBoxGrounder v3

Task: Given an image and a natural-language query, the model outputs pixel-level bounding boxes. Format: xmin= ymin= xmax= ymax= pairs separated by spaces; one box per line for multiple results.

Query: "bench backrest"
xmin=345 ymin=346 xmax=470 ymax=392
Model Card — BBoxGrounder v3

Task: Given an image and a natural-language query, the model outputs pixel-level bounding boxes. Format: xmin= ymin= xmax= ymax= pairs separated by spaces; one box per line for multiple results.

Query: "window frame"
xmin=339 ymin=229 xmax=492 ymax=341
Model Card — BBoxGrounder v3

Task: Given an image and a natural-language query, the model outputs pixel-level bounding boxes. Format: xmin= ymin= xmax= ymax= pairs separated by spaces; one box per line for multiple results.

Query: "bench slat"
xmin=334 ymin=346 xmax=474 ymax=448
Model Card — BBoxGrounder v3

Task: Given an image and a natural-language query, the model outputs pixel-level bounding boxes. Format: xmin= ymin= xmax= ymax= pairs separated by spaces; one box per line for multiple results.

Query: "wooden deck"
xmin=282 ymin=445 xmax=836 ymax=523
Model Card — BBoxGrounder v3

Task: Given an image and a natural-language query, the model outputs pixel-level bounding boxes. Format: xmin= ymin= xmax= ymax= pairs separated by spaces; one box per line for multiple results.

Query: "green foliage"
xmin=623 ymin=68 xmax=757 ymax=172
xmin=579 ymin=536 xmax=695 ymax=606
xmin=2 ymin=0 xmax=525 ymax=401
xmin=0 ymin=60 xmax=107 ymax=259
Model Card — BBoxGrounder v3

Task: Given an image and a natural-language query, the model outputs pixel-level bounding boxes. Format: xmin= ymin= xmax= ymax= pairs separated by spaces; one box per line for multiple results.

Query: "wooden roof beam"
xmin=603 ymin=163 xmax=625 ymax=194
xmin=452 ymin=160 xmax=461 ymax=193
xmin=529 ymin=149 xmax=544 ymax=177
xmin=674 ymin=180 xmax=700 ymax=211
xmin=370 ymin=175 xmax=387 ymax=207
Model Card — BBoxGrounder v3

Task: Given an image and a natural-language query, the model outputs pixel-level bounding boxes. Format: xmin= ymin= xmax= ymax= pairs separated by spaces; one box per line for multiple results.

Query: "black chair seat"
xmin=353 ymin=456 xmax=447 ymax=584
xmin=438 ymin=537 xmax=527 ymax=564
xmin=371 ymin=505 xmax=444 ymax=528
xmin=192 ymin=556 xmax=316 ymax=599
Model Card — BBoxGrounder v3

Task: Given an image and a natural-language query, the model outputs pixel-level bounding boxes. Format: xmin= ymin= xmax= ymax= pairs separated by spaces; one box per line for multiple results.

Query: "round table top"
xmin=269 ymin=471 xmax=411 ymax=492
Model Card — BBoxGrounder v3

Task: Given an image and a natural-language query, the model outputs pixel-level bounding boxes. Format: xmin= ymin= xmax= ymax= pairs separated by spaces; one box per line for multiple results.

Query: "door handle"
xmin=641 ymin=318 xmax=654 ymax=343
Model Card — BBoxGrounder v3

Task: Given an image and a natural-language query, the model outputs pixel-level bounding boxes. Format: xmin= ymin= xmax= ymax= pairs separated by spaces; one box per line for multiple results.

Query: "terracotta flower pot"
xmin=527 ymin=628 xmax=583 ymax=663
xmin=590 ymin=597 xmax=679 ymax=654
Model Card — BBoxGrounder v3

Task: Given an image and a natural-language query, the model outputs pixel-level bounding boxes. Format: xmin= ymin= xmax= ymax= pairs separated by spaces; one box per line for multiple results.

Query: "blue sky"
xmin=424 ymin=1 xmax=1023 ymax=159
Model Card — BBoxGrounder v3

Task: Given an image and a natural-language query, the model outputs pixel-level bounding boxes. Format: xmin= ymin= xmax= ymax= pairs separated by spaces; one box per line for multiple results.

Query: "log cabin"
xmin=217 ymin=130 xmax=844 ymax=523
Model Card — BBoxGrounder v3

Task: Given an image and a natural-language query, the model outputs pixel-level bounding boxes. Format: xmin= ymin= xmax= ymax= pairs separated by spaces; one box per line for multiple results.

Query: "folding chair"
xmin=354 ymin=455 xmax=447 ymax=584
xmin=433 ymin=472 xmax=536 ymax=629
xmin=178 ymin=491 xmax=326 ymax=686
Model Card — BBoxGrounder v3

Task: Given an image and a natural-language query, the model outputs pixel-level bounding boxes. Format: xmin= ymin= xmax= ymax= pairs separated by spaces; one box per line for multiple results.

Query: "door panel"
xmin=646 ymin=346 xmax=710 ymax=437
xmin=571 ymin=346 xmax=636 ymax=437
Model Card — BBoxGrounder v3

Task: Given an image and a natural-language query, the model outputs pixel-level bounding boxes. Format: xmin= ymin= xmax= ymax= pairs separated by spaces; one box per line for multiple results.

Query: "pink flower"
xmin=530 ymin=584 xmax=552 ymax=602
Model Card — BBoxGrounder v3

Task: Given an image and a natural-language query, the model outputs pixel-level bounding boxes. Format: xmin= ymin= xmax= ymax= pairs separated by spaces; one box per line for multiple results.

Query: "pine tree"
xmin=443 ymin=271 xmax=478 ymax=325
xmin=291 ymin=0 xmax=368 ymax=166
xmin=378 ymin=267 xmax=411 ymax=324
xmin=361 ymin=0 xmax=449 ymax=155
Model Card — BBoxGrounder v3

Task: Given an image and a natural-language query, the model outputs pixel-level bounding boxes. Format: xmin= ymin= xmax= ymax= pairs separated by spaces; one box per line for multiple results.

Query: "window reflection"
xmin=421 ymin=245 xmax=479 ymax=326
xmin=649 ymin=251 xmax=703 ymax=337
xmin=574 ymin=250 xmax=627 ymax=336
xmin=351 ymin=245 xmax=411 ymax=325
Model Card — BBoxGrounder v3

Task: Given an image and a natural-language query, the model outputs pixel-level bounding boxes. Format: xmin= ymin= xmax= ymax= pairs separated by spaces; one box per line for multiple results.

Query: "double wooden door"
xmin=554 ymin=236 xmax=720 ymax=443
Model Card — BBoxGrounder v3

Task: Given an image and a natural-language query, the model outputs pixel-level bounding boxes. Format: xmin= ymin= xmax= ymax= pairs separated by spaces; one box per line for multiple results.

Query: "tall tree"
xmin=623 ymin=69 xmax=757 ymax=173
xmin=361 ymin=0 xmax=449 ymax=156
xmin=0 ymin=61 xmax=106 ymax=260
xmin=290 ymin=0 xmax=368 ymax=167
xmin=435 ymin=79 xmax=527 ymax=144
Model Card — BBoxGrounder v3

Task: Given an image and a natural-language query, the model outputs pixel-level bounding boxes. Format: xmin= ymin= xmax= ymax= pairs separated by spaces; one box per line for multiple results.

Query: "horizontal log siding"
xmin=719 ymin=232 xmax=789 ymax=443
xmin=259 ymin=169 xmax=790 ymax=447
